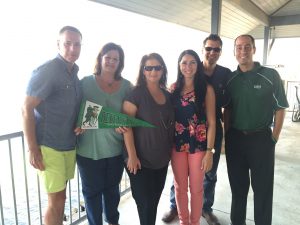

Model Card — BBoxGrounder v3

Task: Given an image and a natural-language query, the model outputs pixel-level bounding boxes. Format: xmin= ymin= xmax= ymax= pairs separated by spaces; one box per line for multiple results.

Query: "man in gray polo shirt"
xmin=22 ymin=26 xmax=82 ymax=225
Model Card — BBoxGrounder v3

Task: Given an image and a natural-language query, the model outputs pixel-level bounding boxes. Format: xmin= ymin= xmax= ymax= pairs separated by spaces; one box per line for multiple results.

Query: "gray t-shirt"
xmin=125 ymin=86 xmax=174 ymax=169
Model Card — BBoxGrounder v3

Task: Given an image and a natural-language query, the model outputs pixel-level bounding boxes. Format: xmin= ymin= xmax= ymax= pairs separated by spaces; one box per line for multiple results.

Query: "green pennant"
xmin=78 ymin=100 xmax=155 ymax=129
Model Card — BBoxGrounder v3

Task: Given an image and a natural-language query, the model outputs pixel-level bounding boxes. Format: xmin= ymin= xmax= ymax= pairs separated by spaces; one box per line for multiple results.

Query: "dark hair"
xmin=203 ymin=33 xmax=223 ymax=47
xmin=59 ymin=26 xmax=82 ymax=39
xmin=234 ymin=34 xmax=256 ymax=48
xmin=136 ymin=53 xmax=168 ymax=89
xmin=172 ymin=49 xmax=207 ymax=114
xmin=94 ymin=42 xmax=125 ymax=80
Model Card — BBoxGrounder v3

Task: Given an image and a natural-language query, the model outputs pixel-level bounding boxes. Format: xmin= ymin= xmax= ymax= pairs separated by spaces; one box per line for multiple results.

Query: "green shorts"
xmin=38 ymin=145 xmax=76 ymax=193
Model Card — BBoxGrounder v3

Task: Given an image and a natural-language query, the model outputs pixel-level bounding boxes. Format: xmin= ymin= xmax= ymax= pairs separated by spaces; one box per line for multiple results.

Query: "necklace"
xmin=97 ymin=75 xmax=115 ymax=88
xmin=106 ymin=81 xmax=114 ymax=87
xmin=159 ymin=111 xmax=173 ymax=130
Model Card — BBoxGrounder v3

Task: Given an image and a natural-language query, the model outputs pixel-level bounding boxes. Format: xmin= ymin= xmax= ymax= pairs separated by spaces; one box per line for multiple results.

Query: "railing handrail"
xmin=0 ymin=130 xmax=130 ymax=225
xmin=0 ymin=131 xmax=23 ymax=141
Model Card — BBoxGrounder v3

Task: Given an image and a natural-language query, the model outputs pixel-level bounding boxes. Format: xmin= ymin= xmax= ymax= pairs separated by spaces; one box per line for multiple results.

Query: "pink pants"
xmin=171 ymin=149 xmax=206 ymax=225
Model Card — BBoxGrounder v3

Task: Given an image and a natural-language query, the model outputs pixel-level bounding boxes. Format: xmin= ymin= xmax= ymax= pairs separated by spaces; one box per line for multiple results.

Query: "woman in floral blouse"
xmin=171 ymin=49 xmax=216 ymax=225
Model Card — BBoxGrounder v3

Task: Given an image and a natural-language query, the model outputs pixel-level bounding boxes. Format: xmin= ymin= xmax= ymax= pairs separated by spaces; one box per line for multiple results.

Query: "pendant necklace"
xmin=98 ymin=75 xmax=114 ymax=88
xmin=107 ymin=81 xmax=114 ymax=87
xmin=159 ymin=111 xmax=173 ymax=130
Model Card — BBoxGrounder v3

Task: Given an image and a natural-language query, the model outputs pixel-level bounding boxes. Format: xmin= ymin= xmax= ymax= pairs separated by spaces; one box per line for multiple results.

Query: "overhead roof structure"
xmin=90 ymin=0 xmax=300 ymax=39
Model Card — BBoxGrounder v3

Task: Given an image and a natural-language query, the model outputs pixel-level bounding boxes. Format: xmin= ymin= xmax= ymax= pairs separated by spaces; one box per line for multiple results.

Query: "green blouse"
xmin=77 ymin=75 xmax=132 ymax=160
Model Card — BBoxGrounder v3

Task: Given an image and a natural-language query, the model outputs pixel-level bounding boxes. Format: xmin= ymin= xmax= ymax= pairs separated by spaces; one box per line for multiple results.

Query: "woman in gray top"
xmin=122 ymin=53 xmax=174 ymax=225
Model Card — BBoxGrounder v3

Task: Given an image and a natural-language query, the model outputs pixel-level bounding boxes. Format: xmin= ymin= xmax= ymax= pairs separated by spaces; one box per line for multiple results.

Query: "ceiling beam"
xmin=226 ymin=0 xmax=269 ymax=26
xmin=270 ymin=14 xmax=300 ymax=26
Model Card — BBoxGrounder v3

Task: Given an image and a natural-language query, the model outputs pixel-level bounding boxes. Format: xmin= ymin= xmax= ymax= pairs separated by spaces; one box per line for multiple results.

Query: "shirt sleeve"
xmin=26 ymin=64 xmax=54 ymax=100
xmin=220 ymin=68 xmax=232 ymax=108
xmin=124 ymin=86 xmax=141 ymax=107
xmin=222 ymin=71 xmax=234 ymax=109
xmin=272 ymin=69 xmax=289 ymax=110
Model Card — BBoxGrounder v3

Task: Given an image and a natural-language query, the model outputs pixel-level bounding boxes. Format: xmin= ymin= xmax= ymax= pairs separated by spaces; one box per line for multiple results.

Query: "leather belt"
xmin=233 ymin=128 xmax=269 ymax=135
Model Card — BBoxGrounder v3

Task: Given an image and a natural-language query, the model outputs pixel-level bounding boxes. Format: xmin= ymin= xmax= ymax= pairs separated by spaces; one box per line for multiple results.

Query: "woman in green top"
xmin=76 ymin=43 xmax=132 ymax=225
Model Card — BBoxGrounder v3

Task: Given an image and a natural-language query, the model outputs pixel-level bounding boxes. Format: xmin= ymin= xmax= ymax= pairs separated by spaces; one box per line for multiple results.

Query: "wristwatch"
xmin=206 ymin=147 xmax=215 ymax=154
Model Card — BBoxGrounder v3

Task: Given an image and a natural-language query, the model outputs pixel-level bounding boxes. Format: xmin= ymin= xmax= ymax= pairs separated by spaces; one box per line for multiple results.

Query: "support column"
xmin=263 ymin=26 xmax=270 ymax=65
xmin=211 ymin=0 xmax=222 ymax=34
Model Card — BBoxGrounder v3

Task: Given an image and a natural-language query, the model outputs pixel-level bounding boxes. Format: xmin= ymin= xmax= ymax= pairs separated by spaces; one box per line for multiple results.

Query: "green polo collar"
xmin=236 ymin=62 xmax=262 ymax=74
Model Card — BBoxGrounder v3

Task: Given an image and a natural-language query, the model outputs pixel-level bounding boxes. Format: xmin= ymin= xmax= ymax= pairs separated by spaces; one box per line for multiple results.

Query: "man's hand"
xmin=29 ymin=147 xmax=45 ymax=171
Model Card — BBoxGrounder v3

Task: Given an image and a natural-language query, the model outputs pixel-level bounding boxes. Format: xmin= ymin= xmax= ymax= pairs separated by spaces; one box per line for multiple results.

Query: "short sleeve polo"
xmin=224 ymin=62 xmax=289 ymax=131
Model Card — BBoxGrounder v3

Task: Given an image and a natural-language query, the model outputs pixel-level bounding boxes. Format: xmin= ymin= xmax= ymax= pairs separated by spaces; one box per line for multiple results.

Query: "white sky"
xmin=0 ymin=0 xmax=299 ymax=134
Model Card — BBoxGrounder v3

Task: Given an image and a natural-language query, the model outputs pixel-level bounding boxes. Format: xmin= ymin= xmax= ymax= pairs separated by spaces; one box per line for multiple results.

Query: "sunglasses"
xmin=144 ymin=65 xmax=163 ymax=71
xmin=205 ymin=47 xmax=221 ymax=53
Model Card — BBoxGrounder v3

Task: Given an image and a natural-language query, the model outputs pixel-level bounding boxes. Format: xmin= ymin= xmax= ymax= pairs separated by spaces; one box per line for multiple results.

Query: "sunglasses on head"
xmin=205 ymin=47 xmax=221 ymax=53
xmin=144 ymin=65 xmax=163 ymax=71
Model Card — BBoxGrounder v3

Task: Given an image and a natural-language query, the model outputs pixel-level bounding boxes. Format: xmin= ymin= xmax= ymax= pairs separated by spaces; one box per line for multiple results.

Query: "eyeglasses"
xmin=144 ymin=65 xmax=163 ymax=71
xmin=204 ymin=47 xmax=221 ymax=53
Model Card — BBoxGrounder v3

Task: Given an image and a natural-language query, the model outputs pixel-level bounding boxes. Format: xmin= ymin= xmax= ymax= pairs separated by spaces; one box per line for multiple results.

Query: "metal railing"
xmin=0 ymin=131 xmax=130 ymax=225
xmin=285 ymin=80 xmax=300 ymax=111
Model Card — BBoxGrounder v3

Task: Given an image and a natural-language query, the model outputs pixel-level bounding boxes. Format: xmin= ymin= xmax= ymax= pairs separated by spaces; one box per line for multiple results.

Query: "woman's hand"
xmin=115 ymin=126 xmax=129 ymax=134
xmin=127 ymin=155 xmax=141 ymax=175
xmin=201 ymin=152 xmax=213 ymax=172
xmin=74 ymin=127 xmax=85 ymax=135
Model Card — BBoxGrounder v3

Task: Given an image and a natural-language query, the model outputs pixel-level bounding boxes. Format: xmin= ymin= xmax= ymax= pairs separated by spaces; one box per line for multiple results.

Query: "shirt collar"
xmin=56 ymin=54 xmax=79 ymax=74
xmin=236 ymin=62 xmax=261 ymax=74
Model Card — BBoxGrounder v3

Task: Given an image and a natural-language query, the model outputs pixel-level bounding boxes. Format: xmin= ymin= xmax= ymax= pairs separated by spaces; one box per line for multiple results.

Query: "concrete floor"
xmin=86 ymin=112 xmax=300 ymax=225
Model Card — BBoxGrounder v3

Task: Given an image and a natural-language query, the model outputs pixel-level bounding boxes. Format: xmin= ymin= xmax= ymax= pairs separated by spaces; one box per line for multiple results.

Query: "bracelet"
xmin=206 ymin=147 xmax=215 ymax=154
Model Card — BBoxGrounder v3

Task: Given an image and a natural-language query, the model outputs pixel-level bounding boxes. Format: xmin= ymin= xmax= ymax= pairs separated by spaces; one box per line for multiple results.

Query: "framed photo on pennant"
xmin=81 ymin=101 xmax=102 ymax=129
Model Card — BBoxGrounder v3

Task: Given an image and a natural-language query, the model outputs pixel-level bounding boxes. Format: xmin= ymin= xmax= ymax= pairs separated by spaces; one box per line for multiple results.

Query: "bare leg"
xmin=44 ymin=189 xmax=66 ymax=225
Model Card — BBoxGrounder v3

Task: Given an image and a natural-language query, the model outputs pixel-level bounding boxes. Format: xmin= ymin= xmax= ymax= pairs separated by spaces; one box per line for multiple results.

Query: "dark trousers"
xmin=170 ymin=121 xmax=223 ymax=212
xmin=77 ymin=154 xmax=124 ymax=225
xmin=126 ymin=165 xmax=168 ymax=225
xmin=225 ymin=128 xmax=275 ymax=225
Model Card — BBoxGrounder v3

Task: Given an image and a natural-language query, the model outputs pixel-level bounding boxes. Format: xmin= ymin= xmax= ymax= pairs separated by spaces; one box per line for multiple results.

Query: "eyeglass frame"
xmin=144 ymin=65 xmax=163 ymax=71
xmin=204 ymin=46 xmax=222 ymax=53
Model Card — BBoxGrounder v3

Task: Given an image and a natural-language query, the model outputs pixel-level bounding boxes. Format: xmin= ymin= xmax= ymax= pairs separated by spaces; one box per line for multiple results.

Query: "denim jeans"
xmin=77 ymin=154 xmax=124 ymax=225
xmin=170 ymin=121 xmax=223 ymax=213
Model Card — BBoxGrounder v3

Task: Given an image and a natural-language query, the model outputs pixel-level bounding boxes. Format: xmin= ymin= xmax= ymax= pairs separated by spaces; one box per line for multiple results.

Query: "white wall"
xmin=0 ymin=0 xmax=297 ymax=134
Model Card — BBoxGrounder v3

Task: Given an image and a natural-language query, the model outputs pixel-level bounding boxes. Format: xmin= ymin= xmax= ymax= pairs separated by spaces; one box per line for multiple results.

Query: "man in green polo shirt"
xmin=224 ymin=34 xmax=288 ymax=225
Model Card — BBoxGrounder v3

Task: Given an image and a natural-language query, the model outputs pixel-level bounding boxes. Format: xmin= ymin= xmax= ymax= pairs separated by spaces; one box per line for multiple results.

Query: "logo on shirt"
xmin=254 ymin=84 xmax=261 ymax=89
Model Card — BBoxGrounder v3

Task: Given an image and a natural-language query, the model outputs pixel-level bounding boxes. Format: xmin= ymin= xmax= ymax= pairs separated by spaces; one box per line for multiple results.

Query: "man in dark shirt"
xmin=224 ymin=34 xmax=288 ymax=225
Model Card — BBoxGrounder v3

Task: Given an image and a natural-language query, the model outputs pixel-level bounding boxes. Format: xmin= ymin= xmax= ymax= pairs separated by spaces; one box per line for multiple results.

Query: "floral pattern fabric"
xmin=173 ymin=91 xmax=207 ymax=153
